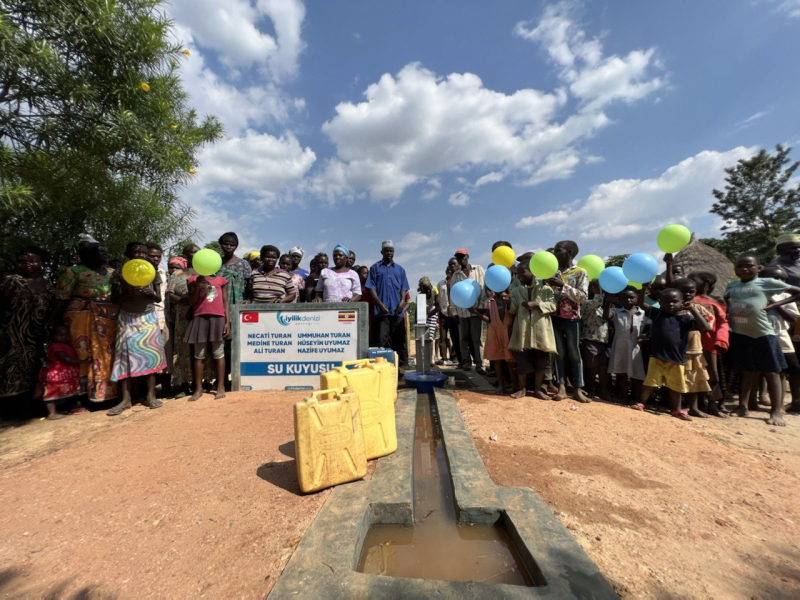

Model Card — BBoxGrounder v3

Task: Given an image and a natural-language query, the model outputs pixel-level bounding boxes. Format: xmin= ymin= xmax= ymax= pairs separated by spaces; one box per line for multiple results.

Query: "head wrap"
xmin=333 ymin=244 xmax=349 ymax=257
xmin=776 ymin=233 xmax=800 ymax=246
xmin=168 ymin=257 xmax=187 ymax=268
xmin=243 ymin=251 xmax=260 ymax=261
xmin=382 ymin=240 xmax=394 ymax=250
xmin=419 ymin=276 xmax=431 ymax=287
xmin=289 ymin=246 xmax=304 ymax=258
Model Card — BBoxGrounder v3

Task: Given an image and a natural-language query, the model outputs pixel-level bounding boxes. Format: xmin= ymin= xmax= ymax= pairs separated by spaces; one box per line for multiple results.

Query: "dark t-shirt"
xmin=113 ymin=270 xmax=161 ymax=314
xmin=649 ymin=307 xmax=695 ymax=365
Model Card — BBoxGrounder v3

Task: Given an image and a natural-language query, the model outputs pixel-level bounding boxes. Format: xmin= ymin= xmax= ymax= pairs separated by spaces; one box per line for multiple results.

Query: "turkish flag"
xmin=241 ymin=312 xmax=259 ymax=323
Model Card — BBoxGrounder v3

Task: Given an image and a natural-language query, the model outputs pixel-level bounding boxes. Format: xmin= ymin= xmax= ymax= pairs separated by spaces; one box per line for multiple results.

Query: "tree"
xmin=0 ymin=0 xmax=222 ymax=271
xmin=204 ymin=241 xmax=223 ymax=256
xmin=605 ymin=254 xmax=629 ymax=268
xmin=708 ymin=144 xmax=800 ymax=262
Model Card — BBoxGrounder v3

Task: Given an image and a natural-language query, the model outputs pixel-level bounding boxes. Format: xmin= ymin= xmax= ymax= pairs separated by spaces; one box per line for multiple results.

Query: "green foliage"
xmin=708 ymin=144 xmax=800 ymax=263
xmin=605 ymin=254 xmax=630 ymax=268
xmin=204 ymin=240 xmax=223 ymax=256
xmin=0 ymin=0 xmax=222 ymax=271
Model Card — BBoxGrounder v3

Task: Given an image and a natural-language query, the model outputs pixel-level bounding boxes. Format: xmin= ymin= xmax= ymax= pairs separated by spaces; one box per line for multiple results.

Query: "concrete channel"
xmin=268 ymin=388 xmax=618 ymax=599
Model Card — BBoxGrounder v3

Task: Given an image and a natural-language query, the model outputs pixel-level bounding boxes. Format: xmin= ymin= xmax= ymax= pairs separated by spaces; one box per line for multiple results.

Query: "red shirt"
xmin=693 ymin=295 xmax=729 ymax=354
xmin=43 ymin=343 xmax=80 ymax=383
xmin=188 ymin=275 xmax=228 ymax=317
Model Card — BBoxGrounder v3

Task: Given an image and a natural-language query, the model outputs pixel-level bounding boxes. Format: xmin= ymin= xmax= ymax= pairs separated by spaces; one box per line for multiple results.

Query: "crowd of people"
xmin=416 ymin=235 xmax=800 ymax=427
xmin=0 ymin=233 xmax=400 ymax=420
xmin=3 ymin=230 xmax=800 ymax=428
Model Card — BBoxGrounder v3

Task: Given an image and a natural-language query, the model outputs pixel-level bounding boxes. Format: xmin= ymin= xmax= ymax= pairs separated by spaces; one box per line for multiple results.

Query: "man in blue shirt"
xmin=365 ymin=241 xmax=410 ymax=369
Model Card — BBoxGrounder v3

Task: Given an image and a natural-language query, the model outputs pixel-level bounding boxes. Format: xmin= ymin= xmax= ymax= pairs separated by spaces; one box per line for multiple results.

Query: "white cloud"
xmin=447 ymin=191 xmax=470 ymax=206
xmin=515 ymin=2 xmax=665 ymax=111
xmin=585 ymin=154 xmax=604 ymax=164
xmin=771 ymin=0 xmax=800 ymax=17
xmin=735 ymin=110 xmax=769 ymax=128
xmin=317 ymin=62 xmax=610 ymax=201
xmin=475 ymin=171 xmax=505 ymax=187
xmin=516 ymin=210 xmax=571 ymax=228
xmin=517 ymin=147 xmax=757 ymax=254
xmin=190 ymin=130 xmax=316 ymax=202
xmin=523 ymin=149 xmax=580 ymax=185
xmin=168 ymin=0 xmax=305 ymax=78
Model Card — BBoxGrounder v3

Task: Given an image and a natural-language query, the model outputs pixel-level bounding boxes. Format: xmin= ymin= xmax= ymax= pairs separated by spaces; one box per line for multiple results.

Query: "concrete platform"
xmin=268 ymin=389 xmax=618 ymax=599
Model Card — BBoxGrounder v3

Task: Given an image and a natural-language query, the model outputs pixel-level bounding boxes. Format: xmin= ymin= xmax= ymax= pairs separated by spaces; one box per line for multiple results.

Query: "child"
xmin=724 ymin=253 xmax=800 ymax=426
xmin=688 ymin=270 xmax=730 ymax=416
xmin=108 ymin=242 xmax=167 ymax=416
xmin=186 ymin=272 xmax=230 ymax=402
xmin=760 ymin=266 xmax=800 ymax=408
xmin=580 ymin=280 xmax=610 ymax=399
xmin=603 ymin=286 xmax=649 ymax=404
xmin=478 ymin=287 xmax=518 ymax=395
xmin=506 ymin=253 xmax=557 ymax=400
xmin=633 ymin=287 xmax=711 ymax=421
xmin=671 ymin=278 xmax=714 ymax=418
xmin=280 ymin=254 xmax=304 ymax=303
xmin=36 ymin=325 xmax=91 ymax=420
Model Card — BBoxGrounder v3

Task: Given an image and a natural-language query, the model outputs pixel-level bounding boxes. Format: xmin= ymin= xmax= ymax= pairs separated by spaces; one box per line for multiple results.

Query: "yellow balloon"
xmin=122 ymin=259 xmax=155 ymax=287
xmin=492 ymin=246 xmax=515 ymax=268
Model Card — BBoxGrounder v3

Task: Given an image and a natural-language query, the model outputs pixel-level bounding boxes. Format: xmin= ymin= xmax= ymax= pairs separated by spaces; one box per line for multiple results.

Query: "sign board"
xmin=231 ymin=303 xmax=369 ymax=391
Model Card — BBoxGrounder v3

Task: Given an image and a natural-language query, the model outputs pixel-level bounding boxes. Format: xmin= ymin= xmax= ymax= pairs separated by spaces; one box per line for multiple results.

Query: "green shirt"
xmin=724 ymin=278 xmax=792 ymax=338
xmin=507 ymin=282 xmax=557 ymax=353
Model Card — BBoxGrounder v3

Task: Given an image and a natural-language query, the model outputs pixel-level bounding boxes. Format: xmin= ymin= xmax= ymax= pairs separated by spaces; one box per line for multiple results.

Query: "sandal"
xmin=631 ymin=403 xmax=645 ymax=411
xmin=671 ymin=410 xmax=692 ymax=421
xmin=106 ymin=403 xmax=130 ymax=417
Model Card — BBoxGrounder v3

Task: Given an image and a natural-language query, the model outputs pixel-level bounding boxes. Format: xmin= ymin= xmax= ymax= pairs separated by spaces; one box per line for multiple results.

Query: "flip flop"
xmin=631 ymin=403 xmax=645 ymax=411
xmin=106 ymin=404 xmax=130 ymax=417
xmin=672 ymin=410 xmax=692 ymax=421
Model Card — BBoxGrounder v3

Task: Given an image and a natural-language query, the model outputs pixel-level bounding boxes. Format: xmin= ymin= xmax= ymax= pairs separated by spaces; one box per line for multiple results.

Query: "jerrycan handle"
xmin=341 ymin=359 xmax=371 ymax=369
xmin=307 ymin=389 xmax=339 ymax=403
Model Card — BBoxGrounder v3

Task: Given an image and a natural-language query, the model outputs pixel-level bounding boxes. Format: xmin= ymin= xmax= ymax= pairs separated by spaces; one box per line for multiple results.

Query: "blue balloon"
xmin=622 ymin=253 xmax=659 ymax=284
xmin=451 ymin=280 xmax=478 ymax=308
xmin=485 ymin=265 xmax=511 ymax=293
xmin=598 ymin=266 xmax=628 ymax=294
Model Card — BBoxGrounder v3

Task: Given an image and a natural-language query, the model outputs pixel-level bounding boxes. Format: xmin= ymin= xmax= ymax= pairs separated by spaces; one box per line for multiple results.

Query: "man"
xmin=146 ymin=242 xmax=171 ymax=396
xmin=450 ymin=249 xmax=486 ymax=374
xmin=443 ymin=257 xmax=462 ymax=366
xmin=365 ymin=241 xmax=410 ymax=369
xmin=548 ymin=240 xmax=590 ymax=402
xmin=769 ymin=233 xmax=800 ymax=286
xmin=769 ymin=233 xmax=800 ymax=412
xmin=347 ymin=250 xmax=356 ymax=270
xmin=436 ymin=265 xmax=452 ymax=366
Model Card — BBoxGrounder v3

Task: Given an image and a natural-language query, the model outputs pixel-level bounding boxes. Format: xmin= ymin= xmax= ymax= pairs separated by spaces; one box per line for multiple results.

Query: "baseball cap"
xmin=455 ymin=248 xmax=468 ymax=255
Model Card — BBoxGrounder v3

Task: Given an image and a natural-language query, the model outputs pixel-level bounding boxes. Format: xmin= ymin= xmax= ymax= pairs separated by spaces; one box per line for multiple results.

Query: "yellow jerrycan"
xmin=320 ymin=359 xmax=397 ymax=460
xmin=294 ymin=388 xmax=367 ymax=494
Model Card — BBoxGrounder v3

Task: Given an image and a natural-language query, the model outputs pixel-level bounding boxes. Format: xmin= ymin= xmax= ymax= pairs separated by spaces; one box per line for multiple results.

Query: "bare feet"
xmin=188 ymin=391 xmax=203 ymax=402
xmin=533 ymin=390 xmax=550 ymax=401
xmin=706 ymin=405 xmax=729 ymax=418
xmin=554 ymin=384 xmax=567 ymax=401
xmin=767 ymin=412 xmax=787 ymax=427
xmin=510 ymin=388 xmax=526 ymax=399
xmin=46 ymin=413 xmax=67 ymax=420
xmin=735 ymin=404 xmax=749 ymax=418
xmin=573 ymin=389 xmax=591 ymax=403
xmin=215 ymin=390 xmax=227 ymax=400
xmin=688 ymin=407 xmax=710 ymax=418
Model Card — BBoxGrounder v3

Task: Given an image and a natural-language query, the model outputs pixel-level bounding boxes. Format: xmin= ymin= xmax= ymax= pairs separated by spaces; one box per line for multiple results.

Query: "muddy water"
xmin=358 ymin=394 xmax=534 ymax=586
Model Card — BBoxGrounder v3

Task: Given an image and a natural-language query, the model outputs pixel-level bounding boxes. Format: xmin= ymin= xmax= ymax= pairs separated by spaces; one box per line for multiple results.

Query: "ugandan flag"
xmin=338 ymin=310 xmax=356 ymax=323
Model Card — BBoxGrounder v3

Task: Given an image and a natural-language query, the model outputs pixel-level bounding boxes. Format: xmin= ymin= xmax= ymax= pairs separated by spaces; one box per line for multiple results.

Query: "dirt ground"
xmin=456 ymin=390 xmax=800 ymax=599
xmin=0 ymin=390 xmax=331 ymax=599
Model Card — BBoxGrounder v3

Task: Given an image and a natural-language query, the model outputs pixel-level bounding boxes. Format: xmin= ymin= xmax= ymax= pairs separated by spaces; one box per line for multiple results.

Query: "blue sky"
xmin=169 ymin=0 xmax=800 ymax=286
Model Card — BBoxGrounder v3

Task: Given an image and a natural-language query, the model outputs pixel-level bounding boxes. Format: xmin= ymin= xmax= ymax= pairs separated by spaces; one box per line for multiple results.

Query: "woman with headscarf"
xmin=166 ymin=244 xmax=199 ymax=397
xmin=280 ymin=254 xmax=305 ymax=303
xmin=243 ymin=251 xmax=262 ymax=272
xmin=55 ymin=242 xmax=119 ymax=402
xmin=250 ymin=245 xmax=297 ymax=303
xmin=0 ymin=246 xmax=53 ymax=402
xmin=313 ymin=245 xmax=362 ymax=303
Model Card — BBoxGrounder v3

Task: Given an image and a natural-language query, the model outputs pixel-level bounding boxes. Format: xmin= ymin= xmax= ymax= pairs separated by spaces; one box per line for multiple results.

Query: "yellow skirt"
xmin=684 ymin=353 xmax=711 ymax=394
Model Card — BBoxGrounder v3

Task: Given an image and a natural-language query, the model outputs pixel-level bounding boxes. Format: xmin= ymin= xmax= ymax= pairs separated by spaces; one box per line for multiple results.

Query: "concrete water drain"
xmin=269 ymin=389 xmax=617 ymax=598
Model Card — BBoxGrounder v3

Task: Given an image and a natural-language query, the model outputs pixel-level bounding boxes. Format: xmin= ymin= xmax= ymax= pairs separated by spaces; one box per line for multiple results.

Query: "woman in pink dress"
xmin=313 ymin=245 xmax=362 ymax=303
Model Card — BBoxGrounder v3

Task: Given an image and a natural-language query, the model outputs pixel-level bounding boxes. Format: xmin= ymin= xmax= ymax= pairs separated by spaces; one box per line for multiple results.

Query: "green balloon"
xmin=657 ymin=224 xmax=691 ymax=253
xmin=577 ymin=254 xmax=605 ymax=280
xmin=192 ymin=248 xmax=222 ymax=276
xmin=529 ymin=251 xmax=559 ymax=279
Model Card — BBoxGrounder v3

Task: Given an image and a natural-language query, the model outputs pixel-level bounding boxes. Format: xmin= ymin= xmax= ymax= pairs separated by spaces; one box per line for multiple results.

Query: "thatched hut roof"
xmin=667 ymin=233 xmax=736 ymax=286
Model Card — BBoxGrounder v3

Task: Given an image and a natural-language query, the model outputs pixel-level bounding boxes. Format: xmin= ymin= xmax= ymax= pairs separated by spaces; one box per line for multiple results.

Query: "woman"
xmin=304 ymin=253 xmax=328 ymax=303
xmin=55 ymin=242 xmax=119 ymax=402
xmin=251 ymin=245 xmax=297 ymax=303
xmin=280 ymin=254 xmax=305 ymax=303
xmin=166 ymin=244 xmax=200 ymax=397
xmin=107 ymin=242 xmax=167 ymax=416
xmin=313 ymin=245 xmax=362 ymax=303
xmin=0 ymin=247 xmax=53 ymax=402
xmin=217 ymin=232 xmax=251 ymax=388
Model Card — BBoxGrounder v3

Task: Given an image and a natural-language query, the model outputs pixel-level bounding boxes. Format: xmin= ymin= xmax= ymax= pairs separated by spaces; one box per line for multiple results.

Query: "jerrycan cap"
xmin=343 ymin=385 xmax=355 ymax=393
xmin=374 ymin=357 xmax=387 ymax=363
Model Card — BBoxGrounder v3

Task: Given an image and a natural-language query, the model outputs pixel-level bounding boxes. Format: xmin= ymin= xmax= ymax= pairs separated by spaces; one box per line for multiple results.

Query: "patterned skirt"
xmin=111 ymin=310 xmax=167 ymax=381
xmin=65 ymin=299 xmax=119 ymax=401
